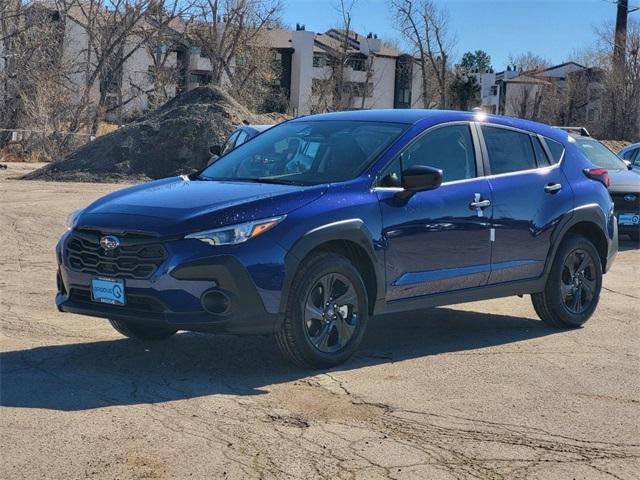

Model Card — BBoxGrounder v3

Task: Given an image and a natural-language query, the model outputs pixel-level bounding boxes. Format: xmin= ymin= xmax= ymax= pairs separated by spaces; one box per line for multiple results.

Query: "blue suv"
xmin=56 ymin=110 xmax=618 ymax=367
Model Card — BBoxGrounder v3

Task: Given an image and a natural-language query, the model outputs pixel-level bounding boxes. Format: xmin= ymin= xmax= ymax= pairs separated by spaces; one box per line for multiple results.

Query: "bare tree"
xmin=55 ymin=0 xmax=195 ymax=133
xmin=508 ymin=82 xmax=545 ymax=120
xmin=507 ymin=51 xmax=551 ymax=73
xmin=138 ymin=3 xmax=196 ymax=110
xmin=391 ymin=0 xmax=455 ymax=108
xmin=1 ymin=1 xmax=77 ymax=158
xmin=596 ymin=19 xmax=640 ymax=140
xmin=190 ymin=0 xmax=282 ymax=110
xmin=1 ymin=0 xmax=193 ymax=159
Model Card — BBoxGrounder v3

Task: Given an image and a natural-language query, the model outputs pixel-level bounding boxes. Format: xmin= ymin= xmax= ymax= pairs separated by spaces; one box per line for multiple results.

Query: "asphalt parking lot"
xmin=1 ymin=163 xmax=639 ymax=479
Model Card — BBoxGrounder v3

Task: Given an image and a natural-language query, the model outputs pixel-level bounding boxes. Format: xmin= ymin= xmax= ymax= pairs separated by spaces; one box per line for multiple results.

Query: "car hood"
xmin=608 ymin=168 xmax=640 ymax=193
xmin=76 ymin=176 xmax=327 ymax=236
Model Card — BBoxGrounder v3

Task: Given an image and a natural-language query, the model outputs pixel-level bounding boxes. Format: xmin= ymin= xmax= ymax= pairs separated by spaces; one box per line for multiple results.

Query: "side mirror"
xmin=209 ymin=144 xmax=222 ymax=156
xmin=623 ymin=159 xmax=633 ymax=170
xmin=397 ymin=165 xmax=443 ymax=198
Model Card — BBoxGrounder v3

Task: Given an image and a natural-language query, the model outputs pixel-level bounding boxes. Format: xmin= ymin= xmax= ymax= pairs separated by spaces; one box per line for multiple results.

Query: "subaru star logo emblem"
xmin=100 ymin=235 xmax=120 ymax=251
xmin=624 ymin=194 xmax=637 ymax=202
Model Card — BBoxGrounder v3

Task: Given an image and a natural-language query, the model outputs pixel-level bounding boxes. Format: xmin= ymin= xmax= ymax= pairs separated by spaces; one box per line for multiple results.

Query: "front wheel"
xmin=531 ymin=235 xmax=602 ymax=328
xmin=275 ymin=253 xmax=369 ymax=368
xmin=109 ymin=319 xmax=177 ymax=340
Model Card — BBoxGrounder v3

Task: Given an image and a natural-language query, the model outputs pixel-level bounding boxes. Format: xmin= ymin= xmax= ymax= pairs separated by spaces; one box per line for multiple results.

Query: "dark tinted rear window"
xmin=544 ymin=138 xmax=564 ymax=164
xmin=481 ymin=126 xmax=537 ymax=175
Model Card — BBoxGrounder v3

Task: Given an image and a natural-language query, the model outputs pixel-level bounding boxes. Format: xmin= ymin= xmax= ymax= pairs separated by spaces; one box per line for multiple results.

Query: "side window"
xmin=481 ymin=126 xmax=537 ymax=175
xmin=531 ymin=136 xmax=551 ymax=166
xmin=544 ymin=138 xmax=565 ymax=164
xmin=222 ymin=131 xmax=240 ymax=154
xmin=633 ymin=149 xmax=640 ymax=166
xmin=402 ymin=125 xmax=477 ymax=182
xmin=234 ymin=130 xmax=250 ymax=148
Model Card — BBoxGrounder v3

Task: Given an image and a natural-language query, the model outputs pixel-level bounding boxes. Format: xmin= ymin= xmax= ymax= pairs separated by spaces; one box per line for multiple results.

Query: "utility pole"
xmin=613 ymin=0 xmax=628 ymax=73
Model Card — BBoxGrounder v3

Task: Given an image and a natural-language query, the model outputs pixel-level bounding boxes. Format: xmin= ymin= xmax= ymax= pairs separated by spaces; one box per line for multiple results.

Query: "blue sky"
xmin=282 ymin=0 xmax=630 ymax=69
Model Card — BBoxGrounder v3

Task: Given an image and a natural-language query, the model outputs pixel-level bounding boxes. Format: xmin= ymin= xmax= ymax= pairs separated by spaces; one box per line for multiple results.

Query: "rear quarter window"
xmin=544 ymin=138 xmax=565 ymax=164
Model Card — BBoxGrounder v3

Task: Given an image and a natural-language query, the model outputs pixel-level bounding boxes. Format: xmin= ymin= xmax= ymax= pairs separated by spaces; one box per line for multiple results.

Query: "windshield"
xmin=200 ymin=120 xmax=407 ymax=185
xmin=574 ymin=137 xmax=627 ymax=171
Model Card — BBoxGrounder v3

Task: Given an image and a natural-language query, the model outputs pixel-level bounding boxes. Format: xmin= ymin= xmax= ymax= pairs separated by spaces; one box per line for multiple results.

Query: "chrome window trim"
xmin=372 ymin=174 xmax=486 ymax=193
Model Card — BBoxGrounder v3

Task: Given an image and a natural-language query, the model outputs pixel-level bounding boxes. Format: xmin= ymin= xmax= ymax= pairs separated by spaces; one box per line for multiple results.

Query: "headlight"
xmin=65 ymin=209 xmax=83 ymax=231
xmin=184 ymin=215 xmax=285 ymax=246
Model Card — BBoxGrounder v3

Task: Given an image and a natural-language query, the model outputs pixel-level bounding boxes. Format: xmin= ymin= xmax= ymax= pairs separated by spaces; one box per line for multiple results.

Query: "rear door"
xmin=376 ymin=123 xmax=493 ymax=301
xmin=478 ymin=124 xmax=573 ymax=284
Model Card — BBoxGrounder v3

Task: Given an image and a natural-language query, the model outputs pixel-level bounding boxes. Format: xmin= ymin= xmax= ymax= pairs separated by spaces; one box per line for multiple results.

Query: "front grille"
xmin=65 ymin=230 xmax=167 ymax=280
xmin=611 ymin=193 xmax=640 ymax=212
xmin=69 ymin=288 xmax=166 ymax=313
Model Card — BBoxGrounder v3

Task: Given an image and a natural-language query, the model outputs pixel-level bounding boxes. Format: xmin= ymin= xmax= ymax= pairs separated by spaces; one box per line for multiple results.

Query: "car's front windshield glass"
xmin=199 ymin=121 xmax=408 ymax=185
xmin=575 ymin=138 xmax=627 ymax=171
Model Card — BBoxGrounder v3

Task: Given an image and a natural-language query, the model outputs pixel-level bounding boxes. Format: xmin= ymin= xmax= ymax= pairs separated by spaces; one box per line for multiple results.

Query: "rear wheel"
xmin=109 ymin=319 xmax=177 ymax=340
xmin=532 ymin=235 xmax=602 ymax=328
xmin=275 ymin=253 xmax=369 ymax=368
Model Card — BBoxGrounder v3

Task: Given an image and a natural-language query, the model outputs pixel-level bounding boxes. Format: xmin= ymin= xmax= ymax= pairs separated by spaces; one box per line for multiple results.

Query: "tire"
xmin=275 ymin=252 xmax=369 ymax=368
xmin=109 ymin=319 xmax=177 ymax=340
xmin=531 ymin=234 xmax=602 ymax=328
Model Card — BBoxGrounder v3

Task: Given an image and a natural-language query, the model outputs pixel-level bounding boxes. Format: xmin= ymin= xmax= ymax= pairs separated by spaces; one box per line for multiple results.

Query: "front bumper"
xmin=611 ymin=192 xmax=640 ymax=237
xmin=56 ymin=232 xmax=285 ymax=334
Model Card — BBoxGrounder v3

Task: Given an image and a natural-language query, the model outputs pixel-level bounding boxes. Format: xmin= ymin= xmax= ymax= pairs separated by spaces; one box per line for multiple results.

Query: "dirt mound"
xmin=600 ymin=140 xmax=630 ymax=154
xmin=23 ymin=87 xmax=288 ymax=182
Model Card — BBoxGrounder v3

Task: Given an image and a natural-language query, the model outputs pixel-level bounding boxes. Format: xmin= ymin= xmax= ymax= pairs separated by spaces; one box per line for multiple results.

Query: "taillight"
xmin=583 ymin=168 xmax=611 ymax=188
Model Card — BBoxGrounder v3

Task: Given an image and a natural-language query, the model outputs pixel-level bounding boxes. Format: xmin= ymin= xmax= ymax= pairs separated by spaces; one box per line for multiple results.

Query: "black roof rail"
xmin=553 ymin=126 xmax=591 ymax=137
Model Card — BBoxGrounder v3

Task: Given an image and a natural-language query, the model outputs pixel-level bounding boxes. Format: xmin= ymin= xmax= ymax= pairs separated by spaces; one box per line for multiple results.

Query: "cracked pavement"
xmin=1 ymin=163 xmax=639 ymax=479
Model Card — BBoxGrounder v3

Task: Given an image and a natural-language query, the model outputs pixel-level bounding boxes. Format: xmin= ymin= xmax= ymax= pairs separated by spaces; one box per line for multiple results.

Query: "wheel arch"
xmin=546 ymin=205 xmax=610 ymax=276
xmin=280 ymin=219 xmax=383 ymax=315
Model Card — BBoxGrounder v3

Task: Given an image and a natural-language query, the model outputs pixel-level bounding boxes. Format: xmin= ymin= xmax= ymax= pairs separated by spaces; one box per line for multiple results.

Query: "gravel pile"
xmin=23 ymin=87 xmax=287 ymax=182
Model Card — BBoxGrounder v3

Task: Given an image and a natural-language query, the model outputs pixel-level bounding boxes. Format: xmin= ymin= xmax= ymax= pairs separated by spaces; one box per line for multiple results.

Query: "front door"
xmin=376 ymin=123 xmax=492 ymax=302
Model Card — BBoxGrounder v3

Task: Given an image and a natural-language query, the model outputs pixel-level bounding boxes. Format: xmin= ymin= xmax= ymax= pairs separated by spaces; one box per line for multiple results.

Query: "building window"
xmin=351 ymin=56 xmax=366 ymax=71
xmin=397 ymin=88 xmax=411 ymax=104
xmin=190 ymin=72 xmax=211 ymax=86
xmin=490 ymin=85 xmax=498 ymax=96
xmin=313 ymin=54 xmax=324 ymax=68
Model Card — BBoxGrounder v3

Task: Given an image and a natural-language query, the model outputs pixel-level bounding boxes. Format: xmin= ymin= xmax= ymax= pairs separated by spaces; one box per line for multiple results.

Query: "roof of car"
xmin=620 ymin=142 xmax=640 ymax=152
xmin=292 ymin=109 xmax=568 ymax=143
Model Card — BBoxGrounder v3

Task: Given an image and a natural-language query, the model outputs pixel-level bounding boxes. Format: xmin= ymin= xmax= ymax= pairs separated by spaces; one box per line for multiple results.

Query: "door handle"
xmin=470 ymin=199 xmax=491 ymax=209
xmin=544 ymin=183 xmax=562 ymax=193
xmin=470 ymin=193 xmax=491 ymax=209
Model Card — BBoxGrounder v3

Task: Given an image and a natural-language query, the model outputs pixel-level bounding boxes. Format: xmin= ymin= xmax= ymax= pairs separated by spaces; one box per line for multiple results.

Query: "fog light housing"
xmin=201 ymin=290 xmax=231 ymax=315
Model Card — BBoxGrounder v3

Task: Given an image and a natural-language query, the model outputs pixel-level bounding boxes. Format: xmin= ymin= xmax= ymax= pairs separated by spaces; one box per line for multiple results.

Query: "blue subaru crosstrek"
xmin=56 ymin=110 xmax=618 ymax=367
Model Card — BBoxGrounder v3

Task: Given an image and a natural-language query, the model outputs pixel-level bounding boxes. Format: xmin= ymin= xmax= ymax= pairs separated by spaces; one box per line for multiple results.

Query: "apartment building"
xmin=474 ymin=61 xmax=604 ymax=122
xmin=2 ymin=2 xmax=429 ymax=120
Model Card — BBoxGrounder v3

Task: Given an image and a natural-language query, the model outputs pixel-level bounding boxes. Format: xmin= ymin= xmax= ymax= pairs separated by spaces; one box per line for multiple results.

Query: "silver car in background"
xmin=619 ymin=142 xmax=640 ymax=171
xmin=570 ymin=133 xmax=640 ymax=241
